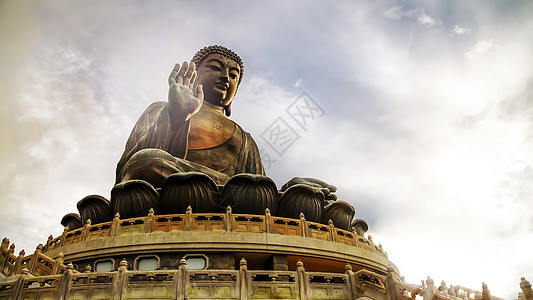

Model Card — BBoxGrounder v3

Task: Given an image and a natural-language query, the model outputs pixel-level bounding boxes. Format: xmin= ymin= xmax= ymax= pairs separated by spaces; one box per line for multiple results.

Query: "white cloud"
xmin=452 ymin=25 xmax=472 ymax=36
xmin=465 ymin=39 xmax=500 ymax=60
xmin=383 ymin=5 xmax=442 ymax=26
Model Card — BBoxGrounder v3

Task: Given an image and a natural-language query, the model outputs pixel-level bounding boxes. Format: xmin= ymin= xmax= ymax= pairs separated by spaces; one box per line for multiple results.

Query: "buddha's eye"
xmin=229 ymin=73 xmax=238 ymax=80
xmin=207 ymin=65 xmax=220 ymax=71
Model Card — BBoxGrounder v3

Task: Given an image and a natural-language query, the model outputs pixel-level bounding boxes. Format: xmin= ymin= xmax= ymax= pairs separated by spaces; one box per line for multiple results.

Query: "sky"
xmin=1 ymin=0 xmax=532 ymax=298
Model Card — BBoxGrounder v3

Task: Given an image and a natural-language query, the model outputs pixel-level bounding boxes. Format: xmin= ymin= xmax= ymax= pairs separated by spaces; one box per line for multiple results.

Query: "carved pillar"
xmin=176 ymin=258 xmax=187 ymax=300
xmin=110 ymin=213 xmax=120 ymax=237
xmin=13 ymin=250 xmax=25 ymax=275
xmin=520 ymin=278 xmax=533 ymax=300
xmin=57 ymin=263 xmax=74 ymax=300
xmin=185 ymin=206 xmax=193 ymax=231
xmin=226 ymin=206 xmax=232 ymax=232
xmin=10 ymin=268 xmax=29 ymax=300
xmin=328 ymin=219 xmax=336 ymax=242
xmin=144 ymin=208 xmax=154 ymax=233
xmin=296 ymin=260 xmax=308 ymax=300
xmin=481 ymin=282 xmax=491 ymax=300
xmin=59 ymin=226 xmax=69 ymax=247
xmin=345 ymin=264 xmax=357 ymax=298
xmin=239 ymin=257 xmax=249 ymax=300
xmin=386 ymin=266 xmax=399 ymax=300
xmin=52 ymin=252 xmax=64 ymax=275
xmin=81 ymin=219 xmax=92 ymax=241
xmin=299 ymin=213 xmax=307 ymax=238
xmin=111 ymin=259 xmax=128 ymax=300
xmin=29 ymin=244 xmax=43 ymax=274
xmin=44 ymin=235 xmax=53 ymax=252
xmin=264 ymin=208 xmax=272 ymax=234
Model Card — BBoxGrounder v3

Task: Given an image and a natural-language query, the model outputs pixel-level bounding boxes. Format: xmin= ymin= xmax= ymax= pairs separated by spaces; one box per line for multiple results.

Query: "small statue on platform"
xmin=62 ymin=46 xmax=356 ymax=230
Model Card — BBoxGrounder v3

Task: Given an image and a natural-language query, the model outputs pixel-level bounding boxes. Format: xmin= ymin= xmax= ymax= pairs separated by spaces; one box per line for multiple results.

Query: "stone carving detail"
xmin=220 ymin=174 xmax=278 ymax=214
xmin=321 ymin=201 xmax=355 ymax=230
xmin=352 ymin=219 xmax=369 ymax=237
xmin=77 ymin=195 xmax=113 ymax=225
xmin=160 ymin=172 xmax=219 ymax=213
xmin=111 ymin=179 xmax=159 ymax=219
xmin=277 ymin=184 xmax=324 ymax=222
xmin=60 ymin=213 xmax=83 ymax=230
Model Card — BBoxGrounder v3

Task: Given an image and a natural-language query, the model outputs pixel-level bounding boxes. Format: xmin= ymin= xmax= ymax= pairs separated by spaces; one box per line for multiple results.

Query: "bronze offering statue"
xmin=63 ymin=45 xmax=357 ymax=230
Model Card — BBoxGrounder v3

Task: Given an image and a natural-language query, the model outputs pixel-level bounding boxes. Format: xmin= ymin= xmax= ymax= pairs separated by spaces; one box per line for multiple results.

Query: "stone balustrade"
xmin=0 ymin=258 xmax=393 ymax=300
xmin=42 ymin=206 xmax=387 ymax=258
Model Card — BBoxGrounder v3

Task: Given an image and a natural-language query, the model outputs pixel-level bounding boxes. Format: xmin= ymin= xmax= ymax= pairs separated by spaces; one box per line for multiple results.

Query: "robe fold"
xmin=116 ymin=101 xmax=265 ymax=186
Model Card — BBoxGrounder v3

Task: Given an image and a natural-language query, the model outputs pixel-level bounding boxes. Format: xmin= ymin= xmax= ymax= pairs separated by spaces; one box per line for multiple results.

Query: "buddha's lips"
xmin=215 ymin=82 xmax=228 ymax=90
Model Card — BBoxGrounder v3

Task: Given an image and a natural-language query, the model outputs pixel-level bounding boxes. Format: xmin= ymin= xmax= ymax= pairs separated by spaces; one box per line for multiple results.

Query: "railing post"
xmin=352 ymin=227 xmax=359 ymax=247
xmin=328 ymin=219 xmax=336 ymax=242
xmin=13 ymin=250 xmax=25 ymax=276
xmin=520 ymin=278 xmax=533 ymax=300
xmin=386 ymin=265 xmax=399 ymax=300
xmin=81 ymin=219 xmax=92 ymax=241
xmin=59 ymin=227 xmax=69 ymax=247
xmin=110 ymin=213 xmax=120 ymax=237
xmin=144 ymin=208 xmax=154 ymax=233
xmin=265 ymin=208 xmax=272 ymax=234
xmin=57 ymin=263 xmax=74 ymax=300
xmin=29 ymin=244 xmax=43 ymax=274
xmin=10 ymin=267 xmax=29 ymax=300
xmin=239 ymin=258 xmax=249 ymax=300
xmin=296 ymin=260 xmax=308 ymax=300
xmin=345 ymin=264 xmax=357 ymax=299
xmin=1 ymin=242 xmax=14 ymax=274
xmin=299 ymin=213 xmax=307 ymax=238
xmin=52 ymin=252 xmax=64 ymax=275
xmin=176 ymin=258 xmax=188 ymax=299
xmin=44 ymin=235 xmax=53 ymax=252
xmin=112 ymin=259 xmax=128 ymax=300
xmin=226 ymin=206 xmax=233 ymax=232
xmin=185 ymin=206 xmax=193 ymax=231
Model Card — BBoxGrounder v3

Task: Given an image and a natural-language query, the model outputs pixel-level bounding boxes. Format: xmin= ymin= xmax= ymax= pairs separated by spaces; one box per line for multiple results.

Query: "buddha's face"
xmin=195 ymin=53 xmax=241 ymax=108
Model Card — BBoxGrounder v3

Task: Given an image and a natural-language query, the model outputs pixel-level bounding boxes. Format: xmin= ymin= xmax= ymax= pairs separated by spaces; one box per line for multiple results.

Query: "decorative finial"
xmin=64 ymin=226 xmax=70 ymax=232
xmin=118 ymin=259 xmax=128 ymax=271
xmin=21 ymin=268 xmax=29 ymax=275
xmin=328 ymin=219 xmax=333 ymax=226
xmin=299 ymin=212 xmax=305 ymax=219
xmin=66 ymin=262 xmax=74 ymax=270
xmin=296 ymin=260 xmax=304 ymax=268
xmin=58 ymin=252 xmax=64 ymax=258
xmin=19 ymin=249 xmax=25 ymax=256
xmin=84 ymin=265 xmax=92 ymax=273
xmin=226 ymin=206 xmax=232 ymax=213
xmin=240 ymin=257 xmax=247 ymax=266
xmin=265 ymin=208 xmax=270 ymax=214
xmin=114 ymin=213 xmax=120 ymax=220
xmin=345 ymin=264 xmax=352 ymax=271
xmin=36 ymin=244 xmax=43 ymax=251
xmin=187 ymin=206 xmax=192 ymax=213
xmin=179 ymin=258 xmax=187 ymax=266
xmin=148 ymin=208 xmax=154 ymax=214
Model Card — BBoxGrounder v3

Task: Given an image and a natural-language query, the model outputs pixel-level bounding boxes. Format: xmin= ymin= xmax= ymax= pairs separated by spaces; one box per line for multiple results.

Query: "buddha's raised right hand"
xmin=168 ymin=62 xmax=204 ymax=129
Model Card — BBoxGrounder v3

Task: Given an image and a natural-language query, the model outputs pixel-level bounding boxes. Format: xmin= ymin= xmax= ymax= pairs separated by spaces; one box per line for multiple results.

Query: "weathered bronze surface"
xmin=61 ymin=46 xmax=359 ymax=228
xmin=115 ymin=46 xmax=264 ymax=190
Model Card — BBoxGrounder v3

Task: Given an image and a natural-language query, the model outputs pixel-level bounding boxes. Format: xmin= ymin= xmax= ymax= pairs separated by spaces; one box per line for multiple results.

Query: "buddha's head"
xmin=192 ymin=45 xmax=244 ymax=116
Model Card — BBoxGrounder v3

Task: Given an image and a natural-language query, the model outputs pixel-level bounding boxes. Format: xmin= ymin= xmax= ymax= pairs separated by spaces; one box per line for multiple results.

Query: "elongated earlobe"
xmin=224 ymin=103 xmax=232 ymax=117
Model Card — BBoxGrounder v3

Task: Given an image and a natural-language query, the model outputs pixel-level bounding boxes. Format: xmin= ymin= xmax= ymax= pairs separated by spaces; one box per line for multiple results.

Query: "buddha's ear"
xmin=224 ymin=103 xmax=232 ymax=117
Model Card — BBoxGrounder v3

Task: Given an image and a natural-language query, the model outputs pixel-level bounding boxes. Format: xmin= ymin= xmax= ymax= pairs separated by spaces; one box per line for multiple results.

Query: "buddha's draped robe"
xmin=115 ymin=101 xmax=265 ymax=187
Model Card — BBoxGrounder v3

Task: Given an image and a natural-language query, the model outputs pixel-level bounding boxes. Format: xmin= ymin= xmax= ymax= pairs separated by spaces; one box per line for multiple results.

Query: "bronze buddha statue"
xmin=66 ymin=46 xmax=353 ymax=230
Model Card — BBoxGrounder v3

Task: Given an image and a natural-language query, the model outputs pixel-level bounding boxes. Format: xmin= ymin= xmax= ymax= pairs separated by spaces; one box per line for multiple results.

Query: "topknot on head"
xmin=191 ymin=45 xmax=244 ymax=85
